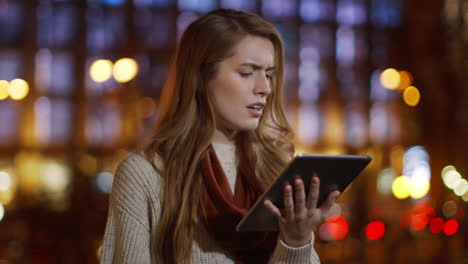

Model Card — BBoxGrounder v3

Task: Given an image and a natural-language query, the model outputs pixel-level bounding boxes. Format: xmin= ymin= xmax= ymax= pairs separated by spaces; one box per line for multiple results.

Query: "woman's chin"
xmin=237 ymin=121 xmax=260 ymax=131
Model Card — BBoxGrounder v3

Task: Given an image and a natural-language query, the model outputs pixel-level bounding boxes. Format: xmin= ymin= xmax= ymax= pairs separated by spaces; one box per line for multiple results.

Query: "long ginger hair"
xmin=144 ymin=9 xmax=294 ymax=263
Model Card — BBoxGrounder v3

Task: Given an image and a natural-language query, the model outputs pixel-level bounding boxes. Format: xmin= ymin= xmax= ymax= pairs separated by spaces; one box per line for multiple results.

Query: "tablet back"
xmin=236 ymin=154 xmax=372 ymax=232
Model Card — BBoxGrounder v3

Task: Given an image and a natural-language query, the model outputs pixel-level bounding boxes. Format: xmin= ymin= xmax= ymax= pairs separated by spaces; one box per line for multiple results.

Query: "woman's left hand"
xmin=263 ymin=175 xmax=341 ymax=247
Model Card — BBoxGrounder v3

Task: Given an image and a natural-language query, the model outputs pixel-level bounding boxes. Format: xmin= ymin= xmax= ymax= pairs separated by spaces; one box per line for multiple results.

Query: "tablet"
xmin=236 ymin=154 xmax=372 ymax=232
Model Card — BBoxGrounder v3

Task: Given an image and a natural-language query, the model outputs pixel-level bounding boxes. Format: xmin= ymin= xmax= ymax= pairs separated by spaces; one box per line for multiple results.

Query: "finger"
xmin=294 ymin=178 xmax=306 ymax=215
xmin=319 ymin=190 xmax=340 ymax=212
xmin=264 ymin=200 xmax=283 ymax=220
xmin=306 ymin=174 xmax=320 ymax=209
xmin=283 ymin=184 xmax=295 ymax=221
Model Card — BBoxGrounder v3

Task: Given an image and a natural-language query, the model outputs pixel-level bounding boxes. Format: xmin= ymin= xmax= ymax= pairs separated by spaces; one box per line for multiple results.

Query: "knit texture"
xmin=100 ymin=143 xmax=321 ymax=263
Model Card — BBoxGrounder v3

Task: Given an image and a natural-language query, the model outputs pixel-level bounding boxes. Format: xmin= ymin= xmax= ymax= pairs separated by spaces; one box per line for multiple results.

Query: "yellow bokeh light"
xmin=0 ymin=188 xmax=14 ymax=206
xmin=113 ymin=58 xmax=139 ymax=83
xmin=380 ymin=68 xmax=400 ymax=90
xmin=0 ymin=172 xmax=12 ymax=191
xmin=90 ymin=59 xmax=113 ymax=83
xmin=398 ymin=71 xmax=413 ymax=90
xmin=0 ymin=80 xmax=9 ymax=100
xmin=443 ymin=170 xmax=461 ymax=189
xmin=41 ymin=160 xmax=71 ymax=193
xmin=410 ymin=181 xmax=430 ymax=199
xmin=8 ymin=79 xmax=29 ymax=100
xmin=392 ymin=176 xmax=412 ymax=199
xmin=96 ymin=242 xmax=103 ymax=259
xmin=14 ymin=151 xmax=43 ymax=197
xmin=403 ymin=86 xmax=420 ymax=107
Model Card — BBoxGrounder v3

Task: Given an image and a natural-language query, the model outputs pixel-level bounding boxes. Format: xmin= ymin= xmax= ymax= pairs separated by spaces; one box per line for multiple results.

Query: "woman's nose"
xmin=254 ymin=74 xmax=271 ymax=97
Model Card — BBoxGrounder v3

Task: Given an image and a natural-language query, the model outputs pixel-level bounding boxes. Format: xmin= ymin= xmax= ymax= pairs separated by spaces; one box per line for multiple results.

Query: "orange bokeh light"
xmin=398 ymin=71 xmax=413 ymax=91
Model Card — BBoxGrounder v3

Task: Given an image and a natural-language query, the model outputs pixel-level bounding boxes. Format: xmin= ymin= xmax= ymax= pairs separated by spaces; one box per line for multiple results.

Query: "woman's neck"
xmin=212 ymin=129 xmax=236 ymax=146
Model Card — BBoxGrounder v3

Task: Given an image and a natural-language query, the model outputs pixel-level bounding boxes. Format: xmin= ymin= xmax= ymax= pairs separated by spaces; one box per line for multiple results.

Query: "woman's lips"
xmin=247 ymin=107 xmax=263 ymax=117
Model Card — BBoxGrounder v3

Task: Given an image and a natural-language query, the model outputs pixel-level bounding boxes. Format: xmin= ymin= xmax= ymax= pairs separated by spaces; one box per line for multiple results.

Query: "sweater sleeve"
xmin=268 ymin=232 xmax=321 ymax=264
xmin=100 ymin=153 xmax=156 ymax=264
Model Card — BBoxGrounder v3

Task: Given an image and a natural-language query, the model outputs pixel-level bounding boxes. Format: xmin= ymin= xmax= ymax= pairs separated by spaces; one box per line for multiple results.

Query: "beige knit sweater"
xmin=101 ymin=143 xmax=321 ymax=263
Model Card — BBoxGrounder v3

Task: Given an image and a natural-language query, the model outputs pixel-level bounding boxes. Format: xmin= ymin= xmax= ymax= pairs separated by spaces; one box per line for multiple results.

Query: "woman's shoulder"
xmin=112 ymin=150 xmax=163 ymax=197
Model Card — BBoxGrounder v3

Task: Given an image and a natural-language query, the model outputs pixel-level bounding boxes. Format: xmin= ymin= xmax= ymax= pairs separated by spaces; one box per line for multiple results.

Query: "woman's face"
xmin=208 ymin=35 xmax=275 ymax=132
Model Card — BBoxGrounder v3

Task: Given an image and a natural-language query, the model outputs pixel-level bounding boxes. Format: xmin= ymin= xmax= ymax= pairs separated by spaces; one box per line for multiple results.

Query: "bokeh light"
xmin=411 ymin=201 xmax=435 ymax=231
xmin=137 ymin=97 xmax=157 ymax=118
xmin=0 ymin=80 xmax=9 ymax=100
xmin=463 ymin=190 xmax=468 ymax=202
xmin=441 ymin=165 xmax=456 ymax=177
xmin=443 ymin=220 xmax=458 ymax=236
xmin=365 ymin=221 xmax=385 ymax=240
xmin=0 ymin=188 xmax=14 ymax=206
xmin=377 ymin=168 xmax=396 ymax=195
xmin=41 ymin=160 xmax=71 ymax=193
xmin=14 ymin=152 xmax=43 ymax=197
xmin=443 ymin=170 xmax=462 ymax=189
xmin=400 ymin=146 xmax=431 ymax=199
xmin=392 ymin=176 xmax=412 ymax=199
xmin=96 ymin=172 xmax=114 ymax=193
xmin=398 ymin=71 xmax=413 ymax=90
xmin=318 ymin=214 xmax=347 ymax=241
xmin=0 ymin=172 xmax=12 ymax=191
xmin=8 ymin=79 xmax=29 ymax=100
xmin=430 ymin=218 xmax=444 ymax=234
xmin=324 ymin=215 xmax=349 ymax=240
xmin=453 ymin=179 xmax=468 ymax=196
xmin=90 ymin=59 xmax=113 ymax=83
xmin=411 ymin=213 xmax=428 ymax=230
xmin=0 ymin=169 xmax=15 ymax=206
xmin=403 ymin=86 xmax=420 ymax=106
xmin=0 ymin=203 xmax=4 ymax=221
xmin=113 ymin=58 xmax=139 ymax=83
xmin=442 ymin=200 xmax=457 ymax=218
xmin=379 ymin=68 xmax=400 ymax=90
xmin=410 ymin=181 xmax=430 ymax=199
xmin=96 ymin=242 xmax=103 ymax=260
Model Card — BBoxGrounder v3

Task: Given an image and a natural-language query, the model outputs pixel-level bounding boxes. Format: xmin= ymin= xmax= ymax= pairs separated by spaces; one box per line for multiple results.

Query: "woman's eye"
xmin=240 ymin=72 xmax=252 ymax=78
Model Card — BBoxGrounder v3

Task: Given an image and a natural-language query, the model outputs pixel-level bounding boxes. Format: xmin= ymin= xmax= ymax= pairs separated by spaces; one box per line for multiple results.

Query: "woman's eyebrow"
xmin=240 ymin=63 xmax=276 ymax=71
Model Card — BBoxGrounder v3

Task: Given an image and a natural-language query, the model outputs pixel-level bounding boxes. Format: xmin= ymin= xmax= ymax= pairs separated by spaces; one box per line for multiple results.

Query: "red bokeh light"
xmin=366 ymin=221 xmax=385 ymax=240
xmin=401 ymin=201 xmax=436 ymax=231
xmin=430 ymin=218 xmax=444 ymax=234
xmin=443 ymin=220 xmax=459 ymax=236
xmin=324 ymin=215 xmax=349 ymax=240
xmin=411 ymin=213 xmax=429 ymax=230
xmin=413 ymin=201 xmax=435 ymax=219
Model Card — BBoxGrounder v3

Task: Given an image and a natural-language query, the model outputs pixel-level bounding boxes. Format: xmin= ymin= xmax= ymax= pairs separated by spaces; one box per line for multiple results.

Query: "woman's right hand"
xmin=263 ymin=175 xmax=341 ymax=247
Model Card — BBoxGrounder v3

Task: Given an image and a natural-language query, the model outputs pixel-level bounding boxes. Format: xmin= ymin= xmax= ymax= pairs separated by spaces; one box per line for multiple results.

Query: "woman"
xmin=101 ymin=8 xmax=340 ymax=264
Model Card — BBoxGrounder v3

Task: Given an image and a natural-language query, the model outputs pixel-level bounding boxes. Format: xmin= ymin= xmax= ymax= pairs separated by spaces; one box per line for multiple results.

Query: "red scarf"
xmin=200 ymin=145 xmax=278 ymax=264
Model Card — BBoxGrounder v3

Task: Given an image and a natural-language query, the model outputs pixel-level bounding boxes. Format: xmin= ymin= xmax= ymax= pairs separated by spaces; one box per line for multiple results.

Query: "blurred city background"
xmin=0 ymin=0 xmax=467 ymax=263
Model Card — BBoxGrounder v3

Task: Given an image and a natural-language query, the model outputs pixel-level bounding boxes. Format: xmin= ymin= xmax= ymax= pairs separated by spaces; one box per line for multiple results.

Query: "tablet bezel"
xmin=236 ymin=154 xmax=372 ymax=232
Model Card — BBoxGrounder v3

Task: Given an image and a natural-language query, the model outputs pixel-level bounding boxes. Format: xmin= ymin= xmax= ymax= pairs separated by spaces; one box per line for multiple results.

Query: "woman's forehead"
xmin=228 ymin=35 xmax=275 ymax=68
